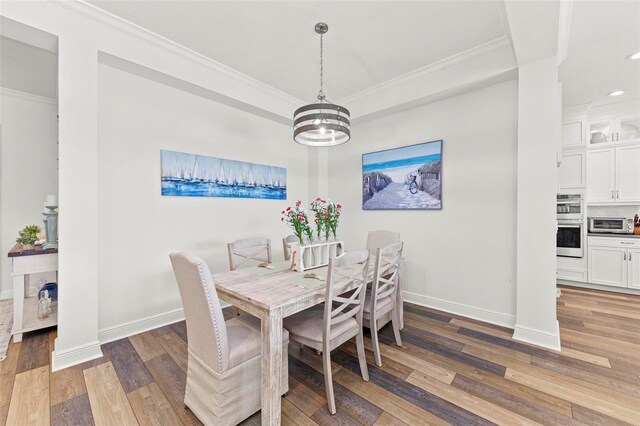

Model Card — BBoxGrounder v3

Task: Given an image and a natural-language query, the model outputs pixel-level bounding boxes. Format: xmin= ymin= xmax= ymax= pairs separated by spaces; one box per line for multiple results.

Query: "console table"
xmin=8 ymin=244 xmax=58 ymax=342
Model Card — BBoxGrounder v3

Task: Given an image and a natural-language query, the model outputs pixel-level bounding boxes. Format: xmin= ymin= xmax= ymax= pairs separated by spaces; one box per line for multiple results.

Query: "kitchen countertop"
xmin=587 ymin=233 xmax=640 ymax=239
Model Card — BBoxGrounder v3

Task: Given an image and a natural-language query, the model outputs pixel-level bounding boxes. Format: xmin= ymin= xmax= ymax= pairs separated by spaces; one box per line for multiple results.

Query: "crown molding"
xmin=557 ymin=0 xmax=573 ymax=66
xmin=0 ymin=87 xmax=57 ymax=105
xmin=337 ymin=36 xmax=512 ymax=105
xmin=46 ymin=0 xmax=303 ymax=108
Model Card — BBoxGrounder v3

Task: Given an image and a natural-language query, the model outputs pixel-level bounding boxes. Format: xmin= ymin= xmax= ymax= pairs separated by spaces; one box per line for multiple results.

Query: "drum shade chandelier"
xmin=293 ymin=22 xmax=351 ymax=146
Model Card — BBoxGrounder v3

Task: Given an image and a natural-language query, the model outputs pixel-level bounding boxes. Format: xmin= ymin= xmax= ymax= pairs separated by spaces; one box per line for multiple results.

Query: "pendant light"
xmin=293 ymin=22 xmax=351 ymax=146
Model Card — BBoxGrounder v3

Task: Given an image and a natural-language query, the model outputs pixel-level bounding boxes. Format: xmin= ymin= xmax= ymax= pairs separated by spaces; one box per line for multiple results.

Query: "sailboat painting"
xmin=161 ymin=150 xmax=286 ymax=199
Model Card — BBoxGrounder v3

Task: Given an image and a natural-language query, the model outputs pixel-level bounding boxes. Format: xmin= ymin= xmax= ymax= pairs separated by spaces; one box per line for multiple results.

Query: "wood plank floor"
xmin=2 ymin=285 xmax=639 ymax=425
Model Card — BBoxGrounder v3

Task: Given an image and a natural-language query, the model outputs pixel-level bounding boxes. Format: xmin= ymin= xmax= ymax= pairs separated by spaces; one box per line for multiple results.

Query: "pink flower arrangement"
xmin=309 ymin=197 xmax=342 ymax=241
xmin=281 ymin=201 xmax=313 ymax=245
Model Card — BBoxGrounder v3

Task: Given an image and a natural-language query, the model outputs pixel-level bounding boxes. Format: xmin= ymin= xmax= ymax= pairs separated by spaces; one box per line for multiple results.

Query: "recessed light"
xmin=627 ymin=51 xmax=640 ymax=60
xmin=608 ymin=90 xmax=625 ymax=97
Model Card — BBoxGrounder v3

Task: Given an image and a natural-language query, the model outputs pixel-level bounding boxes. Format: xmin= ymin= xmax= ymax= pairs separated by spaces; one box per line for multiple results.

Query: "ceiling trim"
xmin=47 ymin=0 xmax=304 ymax=106
xmin=337 ymin=36 xmax=512 ymax=105
xmin=0 ymin=87 xmax=57 ymax=105
xmin=556 ymin=0 xmax=573 ymax=65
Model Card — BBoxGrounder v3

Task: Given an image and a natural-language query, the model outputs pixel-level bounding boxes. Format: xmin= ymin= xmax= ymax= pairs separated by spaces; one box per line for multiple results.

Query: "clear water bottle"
xmin=37 ymin=289 xmax=52 ymax=321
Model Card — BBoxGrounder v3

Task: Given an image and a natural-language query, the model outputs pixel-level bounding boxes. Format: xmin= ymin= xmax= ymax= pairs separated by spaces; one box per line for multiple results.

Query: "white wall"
xmin=327 ymin=80 xmax=518 ymax=326
xmin=0 ymin=90 xmax=58 ymax=299
xmin=97 ymin=64 xmax=307 ymax=335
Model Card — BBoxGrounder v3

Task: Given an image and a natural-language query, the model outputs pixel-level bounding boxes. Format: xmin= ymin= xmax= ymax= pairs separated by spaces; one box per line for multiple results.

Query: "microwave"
xmin=588 ymin=217 xmax=633 ymax=234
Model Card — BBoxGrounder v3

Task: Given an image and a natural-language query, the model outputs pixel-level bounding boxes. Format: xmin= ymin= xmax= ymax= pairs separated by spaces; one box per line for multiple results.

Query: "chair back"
xmin=227 ymin=238 xmax=272 ymax=270
xmin=371 ymin=242 xmax=404 ymax=314
xmin=282 ymin=235 xmax=298 ymax=261
xmin=169 ymin=252 xmax=230 ymax=374
xmin=366 ymin=230 xmax=400 ymax=251
xmin=323 ymin=250 xmax=370 ymax=342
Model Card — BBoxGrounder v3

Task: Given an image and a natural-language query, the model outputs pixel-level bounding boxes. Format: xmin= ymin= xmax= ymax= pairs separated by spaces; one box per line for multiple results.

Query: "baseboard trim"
xmin=403 ymin=291 xmax=516 ymax=329
xmin=0 ymin=290 xmax=14 ymax=300
xmin=558 ymin=281 xmax=640 ymax=295
xmin=51 ymin=340 xmax=103 ymax=372
xmin=512 ymin=321 xmax=561 ymax=351
xmin=98 ymin=308 xmax=185 ymax=344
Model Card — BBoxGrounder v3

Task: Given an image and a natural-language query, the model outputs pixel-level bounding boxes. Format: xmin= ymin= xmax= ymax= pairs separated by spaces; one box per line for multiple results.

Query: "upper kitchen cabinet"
xmin=587 ymin=143 xmax=640 ymax=204
xmin=558 ymin=151 xmax=586 ymax=189
xmin=589 ymin=113 xmax=640 ymax=146
xmin=561 ymin=119 xmax=587 ymax=149
xmin=616 ymin=144 xmax=640 ymax=202
xmin=588 ymin=118 xmax=615 ymax=145
xmin=617 ymin=114 xmax=640 ymax=143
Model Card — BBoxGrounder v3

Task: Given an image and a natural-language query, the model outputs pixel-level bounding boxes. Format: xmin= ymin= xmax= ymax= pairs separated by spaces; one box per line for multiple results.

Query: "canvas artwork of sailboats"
xmin=161 ymin=150 xmax=287 ymax=199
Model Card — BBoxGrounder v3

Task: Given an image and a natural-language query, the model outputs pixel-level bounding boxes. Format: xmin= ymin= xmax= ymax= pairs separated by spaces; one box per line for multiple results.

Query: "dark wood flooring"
xmin=2 ymin=285 xmax=639 ymax=425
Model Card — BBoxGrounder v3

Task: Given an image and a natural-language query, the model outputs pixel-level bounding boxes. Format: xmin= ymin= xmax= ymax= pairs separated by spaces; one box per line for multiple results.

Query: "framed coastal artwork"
xmin=362 ymin=140 xmax=442 ymax=210
xmin=161 ymin=150 xmax=286 ymax=200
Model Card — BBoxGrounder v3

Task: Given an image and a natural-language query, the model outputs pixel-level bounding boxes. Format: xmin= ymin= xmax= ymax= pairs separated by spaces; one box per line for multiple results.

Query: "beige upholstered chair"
xmin=282 ymin=234 xmax=298 ymax=261
xmin=366 ymin=230 xmax=400 ymax=251
xmin=227 ymin=238 xmax=272 ymax=270
xmin=363 ymin=242 xmax=404 ymax=366
xmin=283 ymin=250 xmax=370 ymax=415
xmin=169 ymin=252 xmax=289 ymax=425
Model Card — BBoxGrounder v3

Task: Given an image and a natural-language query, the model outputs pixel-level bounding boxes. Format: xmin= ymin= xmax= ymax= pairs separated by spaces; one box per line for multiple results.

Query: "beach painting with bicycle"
xmin=362 ymin=140 xmax=442 ymax=210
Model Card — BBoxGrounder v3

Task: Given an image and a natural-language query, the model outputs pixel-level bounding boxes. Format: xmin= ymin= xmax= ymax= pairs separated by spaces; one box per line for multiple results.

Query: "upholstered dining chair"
xmin=283 ymin=250 xmax=370 ymax=415
xmin=227 ymin=237 xmax=272 ymax=270
xmin=363 ymin=242 xmax=404 ymax=367
xmin=169 ymin=252 xmax=289 ymax=425
xmin=282 ymin=234 xmax=298 ymax=261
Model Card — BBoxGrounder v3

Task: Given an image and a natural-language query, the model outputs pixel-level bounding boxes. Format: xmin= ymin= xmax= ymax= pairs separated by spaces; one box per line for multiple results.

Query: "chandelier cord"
xmin=318 ymin=32 xmax=325 ymax=101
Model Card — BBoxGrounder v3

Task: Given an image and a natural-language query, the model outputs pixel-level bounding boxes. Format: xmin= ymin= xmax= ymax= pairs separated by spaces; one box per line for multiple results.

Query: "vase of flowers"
xmin=309 ymin=198 xmax=326 ymax=242
xmin=327 ymin=202 xmax=341 ymax=240
xmin=281 ymin=201 xmax=313 ymax=245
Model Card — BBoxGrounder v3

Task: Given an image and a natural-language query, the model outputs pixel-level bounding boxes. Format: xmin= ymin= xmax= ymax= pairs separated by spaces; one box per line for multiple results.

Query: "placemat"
xmin=282 ymin=268 xmax=328 ymax=289
xmin=248 ymin=260 xmax=292 ymax=276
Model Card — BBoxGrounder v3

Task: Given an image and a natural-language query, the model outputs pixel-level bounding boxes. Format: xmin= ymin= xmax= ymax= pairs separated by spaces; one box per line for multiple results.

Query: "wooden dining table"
xmin=211 ymin=258 xmax=403 ymax=425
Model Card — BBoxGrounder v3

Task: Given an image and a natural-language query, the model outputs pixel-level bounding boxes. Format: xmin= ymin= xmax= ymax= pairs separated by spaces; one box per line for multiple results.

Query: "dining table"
xmin=211 ymin=257 xmax=403 ymax=425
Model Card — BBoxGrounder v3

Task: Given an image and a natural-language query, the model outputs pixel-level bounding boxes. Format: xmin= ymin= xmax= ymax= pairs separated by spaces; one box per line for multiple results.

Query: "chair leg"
xmin=391 ymin=309 xmax=402 ymax=347
xmin=355 ymin=330 xmax=370 ymax=381
xmin=322 ymin=349 xmax=336 ymax=414
xmin=370 ymin=316 xmax=382 ymax=367
xmin=233 ymin=306 xmax=240 ymax=317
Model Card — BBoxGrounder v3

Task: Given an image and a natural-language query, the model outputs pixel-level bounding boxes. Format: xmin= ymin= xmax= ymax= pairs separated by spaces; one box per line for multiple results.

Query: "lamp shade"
xmin=293 ymin=103 xmax=351 ymax=146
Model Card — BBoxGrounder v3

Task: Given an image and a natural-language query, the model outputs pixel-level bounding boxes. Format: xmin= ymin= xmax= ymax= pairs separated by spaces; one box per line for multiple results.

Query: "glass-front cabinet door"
xmin=589 ymin=119 xmax=615 ymax=145
xmin=616 ymin=114 xmax=640 ymax=143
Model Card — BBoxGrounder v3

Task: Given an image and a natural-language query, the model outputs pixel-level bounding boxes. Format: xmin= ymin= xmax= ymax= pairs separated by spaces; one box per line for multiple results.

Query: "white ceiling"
xmin=559 ymin=1 xmax=640 ymax=107
xmin=88 ymin=1 xmax=507 ymax=102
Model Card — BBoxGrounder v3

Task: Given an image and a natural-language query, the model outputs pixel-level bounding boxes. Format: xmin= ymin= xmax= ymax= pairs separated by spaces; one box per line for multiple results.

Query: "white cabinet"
xmin=616 ymin=114 xmax=640 ymax=143
xmin=588 ymin=246 xmax=627 ymax=287
xmin=586 ymin=148 xmax=616 ymax=202
xmin=615 ymin=145 xmax=640 ymax=202
xmin=558 ymin=151 xmax=585 ymax=189
xmin=589 ymin=113 xmax=640 ymax=146
xmin=588 ymin=237 xmax=640 ymax=289
xmin=562 ymin=119 xmax=587 ymax=148
xmin=589 ymin=118 xmax=615 ymax=145
xmin=587 ymin=144 xmax=640 ymax=204
xmin=629 ymin=248 xmax=640 ymax=289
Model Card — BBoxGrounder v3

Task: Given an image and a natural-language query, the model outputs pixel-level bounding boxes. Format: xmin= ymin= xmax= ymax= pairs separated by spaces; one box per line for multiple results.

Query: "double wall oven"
xmin=557 ymin=194 xmax=584 ymax=258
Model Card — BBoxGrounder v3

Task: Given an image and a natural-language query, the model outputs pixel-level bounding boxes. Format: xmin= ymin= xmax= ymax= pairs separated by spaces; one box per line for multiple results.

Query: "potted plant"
xmin=281 ymin=201 xmax=313 ymax=245
xmin=16 ymin=224 xmax=41 ymax=250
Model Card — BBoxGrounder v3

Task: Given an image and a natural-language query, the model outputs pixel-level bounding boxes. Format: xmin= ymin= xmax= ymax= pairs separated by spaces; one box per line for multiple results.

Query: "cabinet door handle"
xmin=624 ymin=252 xmax=627 ymax=260
xmin=630 ymin=252 xmax=633 ymax=261
xmin=612 ymin=190 xmax=615 ymax=199
xmin=616 ymin=189 xmax=620 ymax=199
